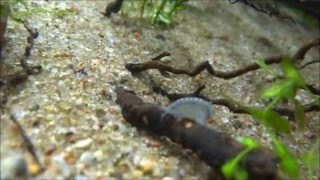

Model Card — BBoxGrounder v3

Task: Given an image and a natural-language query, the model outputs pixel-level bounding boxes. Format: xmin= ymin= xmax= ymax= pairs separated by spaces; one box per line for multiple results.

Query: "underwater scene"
xmin=0 ymin=0 xmax=319 ymax=179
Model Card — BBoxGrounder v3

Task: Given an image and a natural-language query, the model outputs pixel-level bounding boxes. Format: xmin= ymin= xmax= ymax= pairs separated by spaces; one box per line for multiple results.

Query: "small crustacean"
xmin=164 ymin=97 xmax=213 ymax=125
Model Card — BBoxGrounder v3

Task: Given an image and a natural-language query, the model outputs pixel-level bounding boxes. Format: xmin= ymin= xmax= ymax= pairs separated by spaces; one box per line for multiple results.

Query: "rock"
xmin=155 ymin=34 xmax=166 ymax=41
xmin=138 ymin=159 xmax=155 ymax=175
xmin=74 ymin=138 xmax=93 ymax=149
xmin=0 ymin=155 xmax=29 ymax=179
xmin=28 ymin=162 xmax=42 ymax=176
xmin=265 ymin=74 xmax=275 ymax=82
xmin=93 ymin=150 xmax=104 ymax=162
xmin=131 ymin=170 xmax=143 ymax=179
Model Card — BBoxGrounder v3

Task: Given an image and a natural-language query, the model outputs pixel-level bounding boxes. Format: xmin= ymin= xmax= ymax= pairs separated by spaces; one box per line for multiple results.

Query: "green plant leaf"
xmin=222 ymin=92 xmax=290 ymax=134
xmin=281 ymin=56 xmax=306 ymax=87
xmin=256 ymin=58 xmax=275 ymax=75
xmin=240 ymin=137 xmax=259 ymax=148
xmin=247 ymin=108 xmax=290 ymax=134
xmin=293 ymin=99 xmax=305 ymax=130
xmin=158 ymin=13 xmax=172 ymax=24
xmin=302 ymin=138 xmax=320 ymax=179
xmin=270 ymin=132 xmax=299 ymax=179
xmin=260 ymin=79 xmax=296 ymax=100
xmin=222 ymin=156 xmax=240 ymax=179
xmin=222 ymin=137 xmax=258 ymax=180
xmin=222 ymin=146 xmax=252 ymax=180
xmin=174 ymin=4 xmax=187 ymax=12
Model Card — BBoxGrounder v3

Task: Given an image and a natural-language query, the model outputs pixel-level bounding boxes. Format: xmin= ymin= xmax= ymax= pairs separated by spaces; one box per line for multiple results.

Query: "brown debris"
xmin=126 ymin=38 xmax=319 ymax=80
xmin=10 ymin=115 xmax=45 ymax=176
xmin=115 ymin=87 xmax=278 ymax=180
xmin=20 ymin=21 xmax=42 ymax=75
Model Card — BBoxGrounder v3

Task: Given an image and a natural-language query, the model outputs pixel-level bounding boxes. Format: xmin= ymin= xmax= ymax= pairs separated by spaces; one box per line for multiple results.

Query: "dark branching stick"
xmin=21 ymin=21 xmax=42 ymax=75
xmin=0 ymin=21 xmax=42 ymax=88
xmin=152 ymin=85 xmax=320 ymax=120
xmin=228 ymin=0 xmax=295 ymax=23
xmin=126 ymin=38 xmax=320 ymax=80
xmin=299 ymin=60 xmax=320 ymax=70
xmin=152 ymin=51 xmax=171 ymax=61
xmin=307 ymin=84 xmax=320 ymax=95
xmin=292 ymin=38 xmax=320 ymax=63
xmin=10 ymin=115 xmax=45 ymax=173
xmin=126 ymin=38 xmax=320 ymax=95
xmin=23 ymin=21 xmax=38 ymax=57
xmin=115 ymin=87 xmax=278 ymax=180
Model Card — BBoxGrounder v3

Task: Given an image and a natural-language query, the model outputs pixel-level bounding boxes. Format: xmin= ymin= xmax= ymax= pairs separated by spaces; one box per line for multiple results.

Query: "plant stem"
xmin=140 ymin=0 xmax=147 ymax=18
xmin=168 ymin=0 xmax=187 ymax=17
xmin=152 ymin=0 xmax=167 ymax=25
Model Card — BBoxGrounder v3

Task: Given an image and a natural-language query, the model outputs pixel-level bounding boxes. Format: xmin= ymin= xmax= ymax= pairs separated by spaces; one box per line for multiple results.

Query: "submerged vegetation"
xmin=1 ymin=0 xmax=74 ymax=23
xmin=104 ymin=0 xmax=189 ymax=26
xmin=223 ymin=56 xmax=319 ymax=179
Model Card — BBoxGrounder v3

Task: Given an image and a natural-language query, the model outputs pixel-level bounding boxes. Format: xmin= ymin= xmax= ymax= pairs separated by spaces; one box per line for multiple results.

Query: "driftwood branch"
xmin=20 ymin=21 xmax=42 ymax=75
xmin=126 ymin=38 xmax=320 ymax=80
xmin=299 ymin=60 xmax=320 ymax=70
xmin=228 ymin=0 xmax=295 ymax=23
xmin=126 ymin=38 xmax=320 ymax=95
xmin=10 ymin=115 xmax=45 ymax=174
xmin=115 ymin=87 xmax=278 ymax=180
xmin=152 ymin=85 xmax=320 ymax=120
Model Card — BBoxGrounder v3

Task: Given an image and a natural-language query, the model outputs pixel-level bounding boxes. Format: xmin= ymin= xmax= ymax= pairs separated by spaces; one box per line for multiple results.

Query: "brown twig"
xmin=299 ymin=60 xmax=320 ymax=70
xmin=152 ymin=85 xmax=320 ymax=120
xmin=228 ymin=0 xmax=295 ymax=23
xmin=20 ymin=21 xmax=42 ymax=75
xmin=10 ymin=115 xmax=45 ymax=174
xmin=115 ymin=87 xmax=278 ymax=180
xmin=292 ymin=38 xmax=320 ymax=63
xmin=152 ymin=51 xmax=171 ymax=61
xmin=307 ymin=84 xmax=320 ymax=95
xmin=0 ymin=22 xmax=41 ymax=89
xmin=23 ymin=21 xmax=39 ymax=57
xmin=126 ymin=38 xmax=320 ymax=80
xmin=126 ymin=38 xmax=320 ymax=94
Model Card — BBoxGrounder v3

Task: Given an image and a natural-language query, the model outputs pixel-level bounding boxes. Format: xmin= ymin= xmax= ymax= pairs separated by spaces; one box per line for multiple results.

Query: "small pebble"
xmin=76 ymin=163 xmax=86 ymax=171
xmin=265 ymin=74 xmax=275 ymax=82
xmin=138 ymin=159 xmax=155 ymax=175
xmin=94 ymin=150 xmax=104 ymax=162
xmin=0 ymin=155 xmax=29 ymax=179
xmin=58 ymin=102 xmax=72 ymax=112
xmin=43 ymin=105 xmax=57 ymax=113
xmin=131 ymin=170 xmax=143 ymax=179
xmin=63 ymin=152 xmax=78 ymax=164
xmin=155 ymin=34 xmax=166 ymax=41
xmin=28 ymin=162 xmax=42 ymax=176
xmin=162 ymin=177 xmax=175 ymax=180
xmin=74 ymin=138 xmax=93 ymax=149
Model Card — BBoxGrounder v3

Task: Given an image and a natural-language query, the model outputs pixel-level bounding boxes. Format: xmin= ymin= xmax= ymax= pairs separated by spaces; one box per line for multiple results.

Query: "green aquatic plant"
xmin=150 ymin=0 xmax=189 ymax=25
xmin=221 ymin=57 xmax=319 ymax=179
xmin=1 ymin=0 xmax=75 ymax=23
xmin=222 ymin=137 xmax=260 ymax=180
xmin=302 ymin=138 xmax=320 ymax=180
xmin=257 ymin=56 xmax=319 ymax=130
xmin=289 ymin=6 xmax=319 ymax=27
xmin=124 ymin=0 xmax=189 ymax=26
